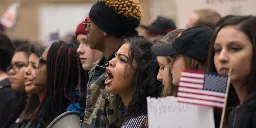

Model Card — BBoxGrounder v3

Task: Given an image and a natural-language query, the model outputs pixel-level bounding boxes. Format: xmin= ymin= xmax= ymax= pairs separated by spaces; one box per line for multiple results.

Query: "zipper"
xmin=232 ymin=105 xmax=240 ymax=128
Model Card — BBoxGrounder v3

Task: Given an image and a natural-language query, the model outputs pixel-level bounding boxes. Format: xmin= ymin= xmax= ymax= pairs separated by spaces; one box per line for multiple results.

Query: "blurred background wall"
xmin=0 ymin=0 xmax=154 ymax=42
xmin=1 ymin=0 xmax=255 ymax=42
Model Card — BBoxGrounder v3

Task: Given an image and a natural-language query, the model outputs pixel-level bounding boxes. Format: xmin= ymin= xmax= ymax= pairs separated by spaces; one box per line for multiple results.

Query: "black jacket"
xmin=0 ymin=78 xmax=16 ymax=125
xmin=0 ymin=78 xmax=26 ymax=128
xmin=227 ymin=92 xmax=256 ymax=128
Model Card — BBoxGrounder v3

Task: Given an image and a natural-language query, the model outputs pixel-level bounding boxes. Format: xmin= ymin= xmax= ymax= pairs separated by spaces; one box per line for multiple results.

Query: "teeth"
xmin=105 ymin=73 xmax=108 ymax=78
xmin=105 ymin=69 xmax=113 ymax=79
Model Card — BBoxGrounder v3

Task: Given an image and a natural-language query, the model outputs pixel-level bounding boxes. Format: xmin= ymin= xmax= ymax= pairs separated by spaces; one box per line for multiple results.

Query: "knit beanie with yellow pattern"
xmin=89 ymin=0 xmax=142 ymax=38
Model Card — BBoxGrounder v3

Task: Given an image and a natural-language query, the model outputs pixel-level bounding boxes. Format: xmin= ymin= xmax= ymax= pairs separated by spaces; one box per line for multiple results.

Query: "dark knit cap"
xmin=89 ymin=0 xmax=142 ymax=38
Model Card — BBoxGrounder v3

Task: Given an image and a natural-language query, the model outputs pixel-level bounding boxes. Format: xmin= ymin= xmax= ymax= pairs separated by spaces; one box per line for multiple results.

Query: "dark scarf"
xmin=89 ymin=2 xmax=139 ymax=38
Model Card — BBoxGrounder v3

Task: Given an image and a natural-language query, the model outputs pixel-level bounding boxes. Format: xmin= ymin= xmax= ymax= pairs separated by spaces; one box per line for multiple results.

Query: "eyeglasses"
xmin=7 ymin=62 xmax=27 ymax=73
xmin=83 ymin=17 xmax=91 ymax=32
xmin=38 ymin=57 xmax=47 ymax=69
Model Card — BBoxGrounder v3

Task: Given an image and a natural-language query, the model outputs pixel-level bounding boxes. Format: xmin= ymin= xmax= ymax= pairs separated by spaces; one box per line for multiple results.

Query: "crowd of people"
xmin=0 ymin=0 xmax=256 ymax=128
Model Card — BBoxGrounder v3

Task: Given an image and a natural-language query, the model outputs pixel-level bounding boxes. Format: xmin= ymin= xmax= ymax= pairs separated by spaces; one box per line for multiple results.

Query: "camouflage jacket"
xmin=82 ymin=57 xmax=124 ymax=128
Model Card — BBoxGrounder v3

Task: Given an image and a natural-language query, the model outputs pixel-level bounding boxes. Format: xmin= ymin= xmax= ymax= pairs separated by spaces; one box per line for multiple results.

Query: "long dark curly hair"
xmin=116 ymin=36 xmax=162 ymax=121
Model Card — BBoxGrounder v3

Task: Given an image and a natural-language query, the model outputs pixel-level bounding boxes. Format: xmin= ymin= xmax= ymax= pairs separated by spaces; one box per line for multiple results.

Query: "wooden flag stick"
xmin=219 ymin=68 xmax=232 ymax=128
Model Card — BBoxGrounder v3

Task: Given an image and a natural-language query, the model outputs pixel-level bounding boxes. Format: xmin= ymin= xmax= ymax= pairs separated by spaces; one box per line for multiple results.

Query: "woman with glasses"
xmin=2 ymin=44 xmax=45 ymax=128
xmin=30 ymin=41 xmax=87 ymax=127
xmin=8 ymin=45 xmax=29 ymax=92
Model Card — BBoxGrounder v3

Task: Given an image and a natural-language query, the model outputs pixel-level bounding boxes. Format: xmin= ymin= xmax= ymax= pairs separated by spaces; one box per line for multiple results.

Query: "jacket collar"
xmin=0 ymin=78 xmax=11 ymax=88
xmin=243 ymin=92 xmax=256 ymax=104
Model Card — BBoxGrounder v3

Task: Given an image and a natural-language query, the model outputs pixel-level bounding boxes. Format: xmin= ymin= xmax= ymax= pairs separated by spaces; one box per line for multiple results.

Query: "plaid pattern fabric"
xmin=121 ymin=115 xmax=147 ymax=128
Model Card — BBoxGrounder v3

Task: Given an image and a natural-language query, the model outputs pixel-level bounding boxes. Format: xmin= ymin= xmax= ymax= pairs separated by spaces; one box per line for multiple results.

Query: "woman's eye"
xmin=230 ymin=47 xmax=241 ymax=52
xmin=214 ymin=47 xmax=221 ymax=53
xmin=120 ymin=58 xmax=128 ymax=63
xmin=16 ymin=63 xmax=27 ymax=68
xmin=32 ymin=65 xmax=37 ymax=69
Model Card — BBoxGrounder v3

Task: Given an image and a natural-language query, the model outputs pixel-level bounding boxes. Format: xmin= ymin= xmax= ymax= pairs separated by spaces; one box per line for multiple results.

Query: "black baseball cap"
xmin=151 ymin=26 xmax=214 ymax=62
xmin=140 ymin=16 xmax=176 ymax=35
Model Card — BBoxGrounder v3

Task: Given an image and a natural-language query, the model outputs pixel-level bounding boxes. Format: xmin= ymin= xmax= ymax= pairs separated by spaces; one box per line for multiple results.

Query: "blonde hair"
xmin=156 ymin=29 xmax=185 ymax=97
xmin=194 ymin=8 xmax=221 ymax=27
xmin=160 ymin=56 xmax=178 ymax=97
xmin=183 ymin=55 xmax=206 ymax=70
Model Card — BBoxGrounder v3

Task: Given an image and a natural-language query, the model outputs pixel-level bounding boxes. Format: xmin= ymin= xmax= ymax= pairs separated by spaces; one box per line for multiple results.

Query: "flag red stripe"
xmin=180 ymin=75 xmax=204 ymax=80
xmin=180 ymin=80 xmax=204 ymax=85
xmin=178 ymin=90 xmax=225 ymax=98
xmin=182 ymin=70 xmax=204 ymax=74
xmin=177 ymin=93 xmax=224 ymax=104
xmin=179 ymin=84 xmax=203 ymax=90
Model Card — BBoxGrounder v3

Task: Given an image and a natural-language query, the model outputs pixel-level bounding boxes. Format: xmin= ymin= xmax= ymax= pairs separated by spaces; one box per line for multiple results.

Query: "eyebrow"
xmin=13 ymin=61 xmax=26 ymax=64
xmin=215 ymin=41 xmax=243 ymax=46
xmin=30 ymin=61 xmax=37 ymax=65
xmin=117 ymin=53 xmax=129 ymax=60
xmin=158 ymin=63 xmax=165 ymax=66
xmin=228 ymin=41 xmax=243 ymax=46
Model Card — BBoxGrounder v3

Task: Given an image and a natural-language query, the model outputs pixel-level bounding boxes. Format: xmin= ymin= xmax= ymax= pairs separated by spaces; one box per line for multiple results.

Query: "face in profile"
xmin=8 ymin=52 xmax=28 ymax=92
xmin=86 ymin=21 xmax=105 ymax=50
xmin=171 ymin=55 xmax=185 ymax=86
xmin=214 ymin=26 xmax=253 ymax=84
xmin=34 ymin=47 xmax=49 ymax=87
xmin=76 ymin=34 xmax=102 ymax=70
xmin=157 ymin=56 xmax=172 ymax=87
xmin=105 ymin=43 xmax=136 ymax=95
xmin=24 ymin=54 xmax=45 ymax=94
xmin=186 ymin=12 xmax=198 ymax=28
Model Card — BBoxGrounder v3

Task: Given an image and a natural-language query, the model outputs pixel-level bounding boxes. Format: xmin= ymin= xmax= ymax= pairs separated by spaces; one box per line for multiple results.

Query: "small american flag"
xmin=177 ymin=70 xmax=228 ymax=109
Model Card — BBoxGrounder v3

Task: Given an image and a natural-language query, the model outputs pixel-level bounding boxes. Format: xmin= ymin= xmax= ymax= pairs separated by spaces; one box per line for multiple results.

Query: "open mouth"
xmin=105 ymin=70 xmax=113 ymax=85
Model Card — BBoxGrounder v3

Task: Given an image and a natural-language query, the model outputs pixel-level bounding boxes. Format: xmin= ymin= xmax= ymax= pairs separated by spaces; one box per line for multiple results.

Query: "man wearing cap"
xmin=140 ymin=16 xmax=176 ymax=41
xmin=82 ymin=0 xmax=142 ymax=127
xmin=65 ymin=18 xmax=103 ymax=116
xmin=76 ymin=18 xmax=102 ymax=71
